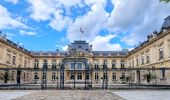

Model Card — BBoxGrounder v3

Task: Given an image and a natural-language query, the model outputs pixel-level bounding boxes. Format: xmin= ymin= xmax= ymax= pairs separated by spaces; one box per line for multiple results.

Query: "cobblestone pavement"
xmin=15 ymin=90 xmax=125 ymax=100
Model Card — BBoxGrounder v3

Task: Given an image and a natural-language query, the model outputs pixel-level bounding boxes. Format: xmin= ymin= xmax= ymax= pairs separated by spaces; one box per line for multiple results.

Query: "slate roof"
xmin=92 ymin=50 xmax=128 ymax=56
xmin=31 ymin=51 xmax=67 ymax=56
xmin=162 ymin=15 xmax=170 ymax=29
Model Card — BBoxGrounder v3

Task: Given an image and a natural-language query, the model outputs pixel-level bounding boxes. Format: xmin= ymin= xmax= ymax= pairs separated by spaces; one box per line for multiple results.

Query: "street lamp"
xmin=17 ymin=65 xmax=21 ymax=87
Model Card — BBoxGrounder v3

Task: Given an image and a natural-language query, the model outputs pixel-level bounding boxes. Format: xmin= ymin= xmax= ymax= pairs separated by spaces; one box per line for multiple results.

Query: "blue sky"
xmin=0 ymin=0 xmax=170 ymax=51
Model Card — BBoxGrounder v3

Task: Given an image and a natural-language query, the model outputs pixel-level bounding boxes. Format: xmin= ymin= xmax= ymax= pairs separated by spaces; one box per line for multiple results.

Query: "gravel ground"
xmin=14 ymin=90 xmax=124 ymax=100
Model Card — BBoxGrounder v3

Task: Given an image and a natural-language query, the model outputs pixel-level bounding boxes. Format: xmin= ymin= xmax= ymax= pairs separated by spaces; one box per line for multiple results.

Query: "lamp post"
xmin=152 ymin=66 xmax=156 ymax=86
xmin=74 ymin=60 xmax=76 ymax=90
xmin=17 ymin=65 xmax=21 ymax=87
xmin=90 ymin=62 xmax=93 ymax=89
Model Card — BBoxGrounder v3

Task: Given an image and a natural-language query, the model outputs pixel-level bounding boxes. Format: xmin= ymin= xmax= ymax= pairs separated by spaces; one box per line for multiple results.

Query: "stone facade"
xmin=0 ymin=16 xmax=170 ymax=87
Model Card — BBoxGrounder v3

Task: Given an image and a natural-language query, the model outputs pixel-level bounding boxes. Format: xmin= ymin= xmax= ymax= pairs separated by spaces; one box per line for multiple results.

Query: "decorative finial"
xmin=80 ymin=27 xmax=84 ymax=41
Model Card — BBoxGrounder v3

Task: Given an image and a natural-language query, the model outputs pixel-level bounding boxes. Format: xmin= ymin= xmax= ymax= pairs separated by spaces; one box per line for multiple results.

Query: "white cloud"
xmin=0 ymin=5 xmax=29 ymax=29
xmin=108 ymin=0 xmax=170 ymax=46
xmin=91 ymin=34 xmax=122 ymax=51
xmin=26 ymin=0 xmax=170 ymax=48
xmin=28 ymin=0 xmax=56 ymax=21
xmin=67 ymin=0 xmax=109 ymax=42
xmin=5 ymin=0 xmax=18 ymax=4
xmin=20 ymin=30 xmax=37 ymax=35
xmin=49 ymin=9 xmax=72 ymax=31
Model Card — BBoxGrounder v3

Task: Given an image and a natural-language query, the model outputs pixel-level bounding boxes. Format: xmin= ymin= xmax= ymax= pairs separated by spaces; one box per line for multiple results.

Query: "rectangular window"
xmin=77 ymin=63 xmax=82 ymax=70
xmin=112 ymin=63 xmax=116 ymax=69
xmin=146 ymin=54 xmax=150 ymax=63
xmin=103 ymin=73 xmax=108 ymax=80
xmin=94 ymin=64 xmax=99 ymax=69
xmin=132 ymin=60 xmax=134 ymax=67
xmin=43 ymin=72 xmax=47 ymax=80
xmin=34 ymin=72 xmax=38 ymax=80
xmin=34 ymin=60 xmax=39 ymax=68
xmin=70 ymin=72 xmax=74 ymax=80
xmin=24 ymin=60 xmax=27 ymax=67
xmin=77 ymin=72 xmax=82 ymax=80
xmin=95 ymin=73 xmax=99 ymax=80
xmin=52 ymin=60 xmax=56 ymax=69
xmin=120 ymin=73 xmax=125 ymax=81
xmin=71 ymin=63 xmax=75 ymax=70
xmin=141 ymin=55 xmax=144 ymax=65
xmin=27 ymin=73 xmax=29 ymax=81
xmin=112 ymin=60 xmax=116 ymax=69
xmin=11 ymin=71 xmax=15 ymax=80
xmin=159 ymin=48 xmax=164 ymax=60
xmin=112 ymin=73 xmax=116 ymax=80
xmin=129 ymin=62 xmax=131 ymax=68
xmin=136 ymin=58 xmax=139 ymax=66
xmin=12 ymin=55 xmax=16 ymax=65
xmin=6 ymin=53 xmax=11 ymax=64
xmin=103 ymin=60 xmax=107 ymax=65
xmin=121 ymin=60 xmax=125 ymax=69
xmin=24 ymin=72 xmax=26 ymax=80
xmin=86 ymin=73 xmax=89 ymax=80
xmin=52 ymin=72 xmax=56 ymax=80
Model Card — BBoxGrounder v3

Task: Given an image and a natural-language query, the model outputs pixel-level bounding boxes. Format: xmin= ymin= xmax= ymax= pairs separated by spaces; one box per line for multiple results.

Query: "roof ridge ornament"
xmin=80 ymin=27 xmax=84 ymax=41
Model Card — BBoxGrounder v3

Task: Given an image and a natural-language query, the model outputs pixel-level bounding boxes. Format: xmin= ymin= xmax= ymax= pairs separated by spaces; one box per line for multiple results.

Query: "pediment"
xmin=70 ymin=50 xmax=92 ymax=58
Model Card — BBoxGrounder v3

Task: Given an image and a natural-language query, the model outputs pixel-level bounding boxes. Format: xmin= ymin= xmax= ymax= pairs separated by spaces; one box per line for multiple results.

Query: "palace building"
xmin=0 ymin=16 xmax=170 ymax=89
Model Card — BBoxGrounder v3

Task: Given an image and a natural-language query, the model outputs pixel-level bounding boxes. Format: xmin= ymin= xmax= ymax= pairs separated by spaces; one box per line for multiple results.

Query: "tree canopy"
xmin=160 ymin=0 xmax=170 ymax=3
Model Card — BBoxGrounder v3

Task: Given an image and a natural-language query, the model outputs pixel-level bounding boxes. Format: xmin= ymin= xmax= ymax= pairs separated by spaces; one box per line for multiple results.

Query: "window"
xmin=112 ymin=60 xmax=116 ymax=69
xmin=132 ymin=60 xmax=134 ymax=67
xmin=95 ymin=73 xmax=99 ymax=80
xmin=136 ymin=58 xmax=139 ymax=66
xmin=27 ymin=73 xmax=29 ymax=81
xmin=141 ymin=55 xmax=144 ymax=65
xmin=52 ymin=72 xmax=56 ymax=80
xmin=94 ymin=63 xmax=99 ymax=69
xmin=159 ymin=48 xmax=164 ymax=60
xmin=112 ymin=73 xmax=116 ymax=80
xmin=43 ymin=72 xmax=47 ymax=80
xmin=103 ymin=73 xmax=108 ymax=80
xmin=120 ymin=73 xmax=125 ymax=81
xmin=52 ymin=60 xmax=56 ymax=69
xmin=12 ymin=55 xmax=16 ymax=65
xmin=77 ymin=72 xmax=82 ymax=80
xmin=86 ymin=73 xmax=89 ymax=80
xmin=43 ymin=59 xmax=48 ymax=68
xmin=103 ymin=60 xmax=107 ymax=65
xmin=11 ymin=71 xmax=15 ymax=80
xmin=146 ymin=54 xmax=150 ymax=63
xmin=129 ymin=62 xmax=131 ymax=68
xmin=6 ymin=53 xmax=10 ymax=63
xmin=24 ymin=60 xmax=27 ymax=67
xmin=120 ymin=60 xmax=125 ymax=69
xmin=71 ymin=63 xmax=75 ymax=70
xmin=77 ymin=63 xmax=82 ymax=70
xmin=24 ymin=72 xmax=26 ymax=80
xmin=70 ymin=72 xmax=74 ymax=80
xmin=34 ymin=59 xmax=39 ymax=68
xmin=103 ymin=65 xmax=107 ymax=69
xmin=34 ymin=72 xmax=38 ymax=80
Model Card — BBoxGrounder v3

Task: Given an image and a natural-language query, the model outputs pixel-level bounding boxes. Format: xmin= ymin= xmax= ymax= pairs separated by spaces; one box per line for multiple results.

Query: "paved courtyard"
xmin=0 ymin=90 xmax=170 ymax=100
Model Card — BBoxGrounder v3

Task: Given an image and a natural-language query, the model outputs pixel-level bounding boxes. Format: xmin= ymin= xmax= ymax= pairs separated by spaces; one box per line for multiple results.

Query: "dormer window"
xmin=79 ymin=46 xmax=81 ymax=48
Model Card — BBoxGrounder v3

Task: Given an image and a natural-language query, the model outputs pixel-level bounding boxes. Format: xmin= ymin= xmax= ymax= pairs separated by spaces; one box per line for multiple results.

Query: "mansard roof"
xmin=162 ymin=15 xmax=170 ymax=29
xmin=92 ymin=50 xmax=128 ymax=56
xmin=31 ymin=51 xmax=67 ymax=56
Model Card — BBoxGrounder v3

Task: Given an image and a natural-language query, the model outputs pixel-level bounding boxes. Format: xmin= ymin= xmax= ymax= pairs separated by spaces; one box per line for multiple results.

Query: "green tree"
xmin=160 ymin=0 xmax=170 ymax=3
xmin=0 ymin=70 xmax=11 ymax=83
xmin=143 ymin=72 xmax=156 ymax=83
